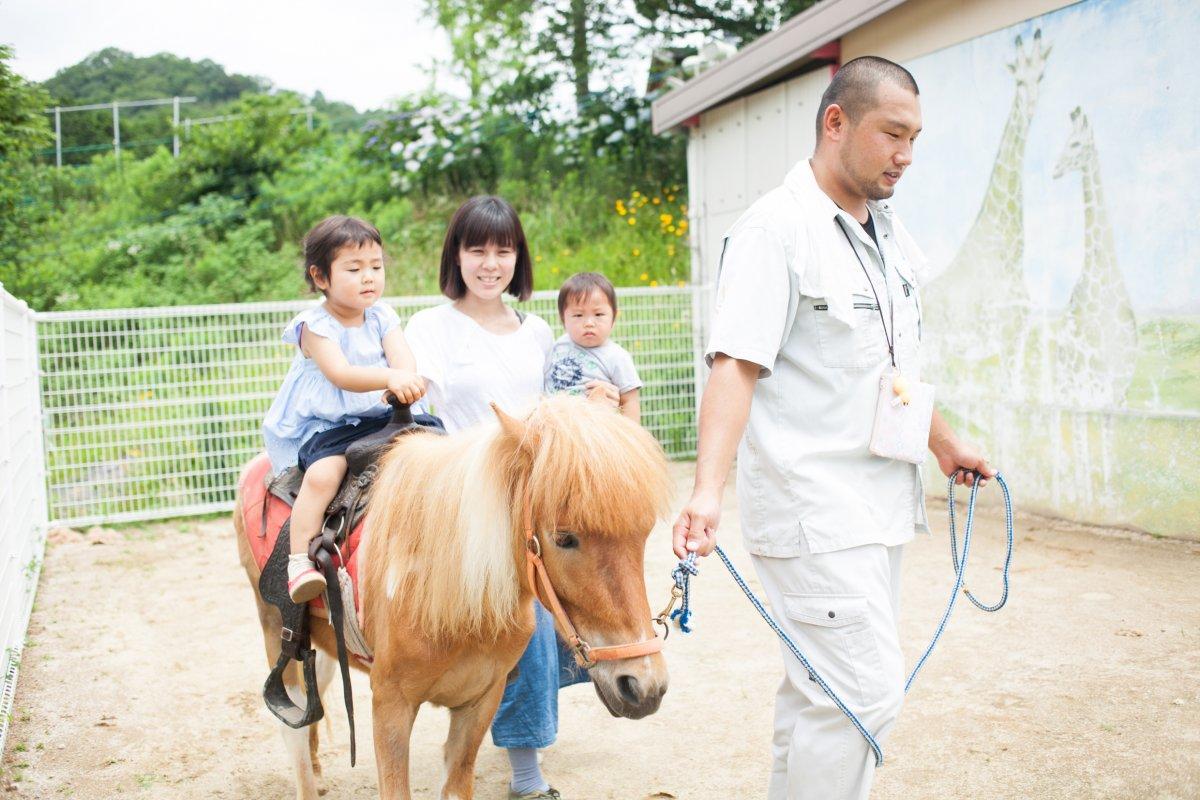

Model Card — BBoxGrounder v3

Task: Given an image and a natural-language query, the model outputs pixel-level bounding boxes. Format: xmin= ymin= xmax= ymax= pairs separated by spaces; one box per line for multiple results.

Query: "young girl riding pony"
xmin=262 ymin=215 xmax=425 ymax=603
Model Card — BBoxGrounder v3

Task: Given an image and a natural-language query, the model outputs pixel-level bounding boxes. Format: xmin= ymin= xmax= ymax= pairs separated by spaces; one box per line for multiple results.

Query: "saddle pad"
xmin=239 ymin=453 xmax=368 ymax=617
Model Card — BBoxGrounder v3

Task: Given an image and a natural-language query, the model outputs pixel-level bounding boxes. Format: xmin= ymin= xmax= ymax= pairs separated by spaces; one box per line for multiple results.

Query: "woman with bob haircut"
xmin=405 ymin=195 xmax=616 ymax=799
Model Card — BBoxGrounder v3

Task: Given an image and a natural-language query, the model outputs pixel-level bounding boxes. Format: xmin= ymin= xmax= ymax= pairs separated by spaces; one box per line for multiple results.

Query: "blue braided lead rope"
xmin=905 ymin=471 xmax=1013 ymax=692
xmin=671 ymin=470 xmax=1015 ymax=767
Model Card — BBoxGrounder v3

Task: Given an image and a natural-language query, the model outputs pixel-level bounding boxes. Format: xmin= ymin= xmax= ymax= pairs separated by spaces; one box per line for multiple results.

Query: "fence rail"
xmin=0 ymin=285 xmax=48 ymax=755
xmin=35 ymin=286 xmax=704 ymax=527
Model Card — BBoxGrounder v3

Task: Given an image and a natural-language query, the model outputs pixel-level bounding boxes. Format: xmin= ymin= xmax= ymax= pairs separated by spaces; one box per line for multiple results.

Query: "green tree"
xmin=424 ymin=0 xmax=532 ymax=102
xmin=0 ymin=45 xmax=54 ymax=298
xmin=634 ymin=0 xmax=820 ymax=44
xmin=39 ymin=48 xmax=272 ymax=164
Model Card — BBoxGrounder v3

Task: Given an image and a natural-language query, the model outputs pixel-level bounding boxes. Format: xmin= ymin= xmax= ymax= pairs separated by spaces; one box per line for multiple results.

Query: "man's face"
xmin=838 ymin=81 xmax=923 ymax=201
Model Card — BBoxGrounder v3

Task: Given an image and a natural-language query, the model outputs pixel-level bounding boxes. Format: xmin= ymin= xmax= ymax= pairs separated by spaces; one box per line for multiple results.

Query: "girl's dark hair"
xmin=557 ymin=272 xmax=618 ymax=320
xmin=302 ymin=215 xmax=384 ymax=294
xmin=439 ymin=196 xmax=533 ymax=301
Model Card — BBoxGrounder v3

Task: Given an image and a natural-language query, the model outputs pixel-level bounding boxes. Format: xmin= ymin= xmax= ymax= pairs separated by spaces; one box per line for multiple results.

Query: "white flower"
xmin=598 ymin=114 xmax=613 ymax=126
xmin=106 ymin=240 xmax=121 ymax=251
xmin=440 ymin=151 xmax=456 ymax=167
xmin=405 ymin=159 xmax=420 ymax=172
xmin=390 ymin=141 xmax=404 ymax=155
xmin=127 ymin=244 xmax=141 ymax=256
xmin=605 ymin=130 xmax=623 ymax=144
xmin=624 ymin=114 xmax=637 ymax=131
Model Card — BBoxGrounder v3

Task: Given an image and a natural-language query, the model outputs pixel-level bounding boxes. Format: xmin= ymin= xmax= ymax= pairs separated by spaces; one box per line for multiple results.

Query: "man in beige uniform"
xmin=672 ymin=57 xmax=995 ymax=800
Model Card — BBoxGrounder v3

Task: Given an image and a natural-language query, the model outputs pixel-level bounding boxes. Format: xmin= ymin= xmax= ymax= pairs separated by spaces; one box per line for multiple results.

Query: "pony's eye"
xmin=553 ymin=532 xmax=580 ymax=549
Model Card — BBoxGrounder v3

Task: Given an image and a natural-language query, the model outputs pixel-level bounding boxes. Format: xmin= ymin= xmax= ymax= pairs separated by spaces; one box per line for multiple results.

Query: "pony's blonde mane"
xmin=364 ymin=423 xmax=524 ymax=642
xmin=522 ymin=395 xmax=672 ymax=540
xmin=363 ymin=394 xmax=671 ymax=642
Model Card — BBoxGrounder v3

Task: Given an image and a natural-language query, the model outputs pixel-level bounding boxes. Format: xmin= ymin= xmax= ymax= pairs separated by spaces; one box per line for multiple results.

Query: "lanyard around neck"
xmin=835 ymin=215 xmax=896 ymax=369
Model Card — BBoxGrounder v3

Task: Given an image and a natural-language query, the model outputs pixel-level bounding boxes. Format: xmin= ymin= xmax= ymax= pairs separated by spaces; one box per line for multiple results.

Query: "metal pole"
xmin=112 ymin=101 xmax=120 ymax=165
xmin=172 ymin=96 xmax=180 ymax=157
xmin=54 ymin=107 xmax=62 ymax=169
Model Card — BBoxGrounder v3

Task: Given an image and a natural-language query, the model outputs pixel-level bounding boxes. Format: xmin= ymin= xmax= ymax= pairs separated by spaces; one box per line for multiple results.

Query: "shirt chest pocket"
xmin=812 ymin=293 xmax=891 ymax=369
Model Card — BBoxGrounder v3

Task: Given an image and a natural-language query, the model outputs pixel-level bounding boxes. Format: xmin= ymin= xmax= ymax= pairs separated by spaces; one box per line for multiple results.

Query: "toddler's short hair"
xmin=302 ymin=215 xmax=383 ymax=293
xmin=557 ymin=272 xmax=618 ymax=320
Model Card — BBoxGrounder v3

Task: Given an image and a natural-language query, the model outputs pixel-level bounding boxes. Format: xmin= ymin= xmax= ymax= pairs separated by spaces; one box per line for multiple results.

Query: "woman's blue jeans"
xmin=490 ymin=601 xmax=591 ymax=749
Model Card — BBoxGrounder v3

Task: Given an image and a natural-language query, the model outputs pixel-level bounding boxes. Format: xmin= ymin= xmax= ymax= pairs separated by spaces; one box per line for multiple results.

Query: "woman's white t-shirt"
xmin=405 ymin=303 xmax=554 ymax=433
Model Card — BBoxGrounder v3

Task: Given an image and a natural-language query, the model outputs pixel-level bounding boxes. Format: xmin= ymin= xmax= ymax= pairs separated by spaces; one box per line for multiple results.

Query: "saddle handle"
xmin=381 ymin=392 xmax=415 ymax=426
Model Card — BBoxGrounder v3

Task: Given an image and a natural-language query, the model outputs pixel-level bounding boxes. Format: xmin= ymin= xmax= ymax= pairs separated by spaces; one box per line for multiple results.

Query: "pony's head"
xmin=495 ymin=395 xmax=673 ymax=719
xmin=365 ymin=394 xmax=673 ymax=719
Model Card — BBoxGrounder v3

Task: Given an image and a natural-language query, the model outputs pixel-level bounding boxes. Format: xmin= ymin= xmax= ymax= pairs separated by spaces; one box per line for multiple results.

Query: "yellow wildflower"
xmin=652 ymin=197 xmax=661 ymax=205
xmin=632 ymin=190 xmax=641 ymax=198
xmin=649 ymin=280 xmax=659 ymax=287
xmin=551 ymin=266 xmax=560 ymax=274
xmin=677 ymin=280 xmax=686 ymax=288
xmin=640 ymin=272 xmax=649 ymax=281
xmin=675 ymin=228 xmax=685 ymax=237
xmin=535 ymin=254 xmax=544 ymax=262
xmin=617 ymin=207 xmax=627 ymax=216
xmin=561 ymin=248 xmax=572 ymax=256
xmin=632 ymin=248 xmax=641 ymax=257
xmin=659 ymin=213 xmax=672 ymax=224
xmin=667 ymin=244 xmax=676 ymax=257
xmin=667 ymin=195 xmax=675 ymax=202
xmin=680 ymin=204 xmax=688 ymax=214
xmin=639 ymin=197 xmax=648 ymax=206
xmin=667 ymin=225 xmax=676 ymax=233
xmin=628 ymin=217 xmax=636 ymax=226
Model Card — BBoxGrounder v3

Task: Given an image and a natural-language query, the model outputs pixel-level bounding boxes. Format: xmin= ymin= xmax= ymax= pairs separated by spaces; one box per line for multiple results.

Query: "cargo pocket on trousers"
xmin=783 ymin=593 xmax=888 ymax=709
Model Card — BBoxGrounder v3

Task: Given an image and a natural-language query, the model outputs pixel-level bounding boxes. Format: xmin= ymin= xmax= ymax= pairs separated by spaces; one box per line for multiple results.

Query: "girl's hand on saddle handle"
xmin=672 ymin=488 xmax=722 ymax=559
xmin=584 ymin=380 xmax=620 ymax=408
xmin=386 ymin=370 xmax=426 ymax=406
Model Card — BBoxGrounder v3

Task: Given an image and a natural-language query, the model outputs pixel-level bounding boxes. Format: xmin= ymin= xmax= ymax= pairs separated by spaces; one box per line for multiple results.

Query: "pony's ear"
xmin=490 ymin=402 xmax=532 ymax=452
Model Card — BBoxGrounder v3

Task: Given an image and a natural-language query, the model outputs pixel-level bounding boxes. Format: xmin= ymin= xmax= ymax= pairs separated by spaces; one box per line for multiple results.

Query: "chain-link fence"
xmin=0 ymin=285 xmax=48 ymax=755
xmin=36 ymin=286 xmax=706 ymax=527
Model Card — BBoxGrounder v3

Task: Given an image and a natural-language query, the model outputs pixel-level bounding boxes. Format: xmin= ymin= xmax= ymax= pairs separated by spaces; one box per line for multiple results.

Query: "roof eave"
xmin=651 ymin=0 xmax=910 ymax=134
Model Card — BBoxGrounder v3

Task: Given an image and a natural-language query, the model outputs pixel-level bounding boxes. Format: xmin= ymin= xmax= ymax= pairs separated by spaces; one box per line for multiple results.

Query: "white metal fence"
xmin=36 ymin=286 xmax=706 ymax=527
xmin=0 ymin=285 xmax=48 ymax=755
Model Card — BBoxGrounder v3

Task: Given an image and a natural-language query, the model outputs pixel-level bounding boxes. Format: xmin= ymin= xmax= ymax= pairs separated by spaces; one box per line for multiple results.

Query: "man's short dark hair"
xmin=439 ymin=195 xmax=533 ymax=301
xmin=815 ymin=56 xmax=920 ymax=141
xmin=557 ymin=272 xmax=618 ymax=320
xmin=302 ymin=215 xmax=384 ymax=293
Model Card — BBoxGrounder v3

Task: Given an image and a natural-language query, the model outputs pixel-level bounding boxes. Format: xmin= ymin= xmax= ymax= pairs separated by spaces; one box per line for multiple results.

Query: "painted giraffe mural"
xmin=1051 ymin=106 xmax=1139 ymax=408
xmin=922 ymin=30 xmax=1052 ymax=397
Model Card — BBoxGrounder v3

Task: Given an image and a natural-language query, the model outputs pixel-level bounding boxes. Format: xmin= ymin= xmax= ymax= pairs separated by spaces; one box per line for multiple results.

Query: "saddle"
xmin=256 ymin=399 xmax=444 ymax=766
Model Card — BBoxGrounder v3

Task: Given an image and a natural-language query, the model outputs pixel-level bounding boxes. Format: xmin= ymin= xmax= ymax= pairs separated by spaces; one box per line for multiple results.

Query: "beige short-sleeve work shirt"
xmin=705 ymin=160 xmax=931 ymax=556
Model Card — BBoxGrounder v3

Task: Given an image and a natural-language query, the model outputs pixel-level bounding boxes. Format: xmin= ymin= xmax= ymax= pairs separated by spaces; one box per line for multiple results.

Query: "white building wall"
xmin=686 ymin=67 xmax=831 ymax=288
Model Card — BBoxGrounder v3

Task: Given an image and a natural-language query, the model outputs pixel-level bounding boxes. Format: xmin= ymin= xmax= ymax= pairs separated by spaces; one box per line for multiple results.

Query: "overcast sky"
xmin=0 ymin=0 xmax=452 ymax=110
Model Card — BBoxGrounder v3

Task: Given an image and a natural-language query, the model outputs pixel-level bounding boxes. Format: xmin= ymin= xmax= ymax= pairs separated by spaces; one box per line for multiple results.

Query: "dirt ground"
xmin=3 ymin=462 xmax=1199 ymax=799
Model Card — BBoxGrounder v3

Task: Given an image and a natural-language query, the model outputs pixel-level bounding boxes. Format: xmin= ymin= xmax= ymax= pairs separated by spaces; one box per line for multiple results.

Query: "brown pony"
xmin=235 ymin=395 xmax=673 ymax=799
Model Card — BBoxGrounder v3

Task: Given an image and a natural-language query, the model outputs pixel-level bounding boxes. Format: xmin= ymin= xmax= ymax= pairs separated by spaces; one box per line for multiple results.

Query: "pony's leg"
xmin=373 ymin=691 xmax=418 ymax=799
xmin=441 ymin=678 xmax=507 ymax=800
xmin=252 ymin=589 xmax=321 ymax=800
xmin=309 ymin=651 xmax=337 ymax=788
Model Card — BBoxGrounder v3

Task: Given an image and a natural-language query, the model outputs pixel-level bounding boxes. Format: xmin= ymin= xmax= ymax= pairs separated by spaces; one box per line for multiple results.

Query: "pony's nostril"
xmin=616 ymin=675 xmax=641 ymax=705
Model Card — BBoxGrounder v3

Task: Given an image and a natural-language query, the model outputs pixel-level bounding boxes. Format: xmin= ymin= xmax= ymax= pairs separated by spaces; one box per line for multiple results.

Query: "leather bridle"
xmin=521 ymin=486 xmax=664 ymax=669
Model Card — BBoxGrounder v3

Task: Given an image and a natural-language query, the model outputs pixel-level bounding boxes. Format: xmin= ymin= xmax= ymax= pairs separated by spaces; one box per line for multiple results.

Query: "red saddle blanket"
xmin=239 ymin=453 xmax=368 ymax=617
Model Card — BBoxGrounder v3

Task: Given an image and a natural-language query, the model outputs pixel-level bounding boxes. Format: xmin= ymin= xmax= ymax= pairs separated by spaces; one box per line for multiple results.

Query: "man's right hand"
xmin=672 ymin=488 xmax=722 ymax=558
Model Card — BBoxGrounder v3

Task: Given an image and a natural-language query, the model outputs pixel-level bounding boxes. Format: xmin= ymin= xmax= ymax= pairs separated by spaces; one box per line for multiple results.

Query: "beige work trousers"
xmin=751 ymin=539 xmax=906 ymax=800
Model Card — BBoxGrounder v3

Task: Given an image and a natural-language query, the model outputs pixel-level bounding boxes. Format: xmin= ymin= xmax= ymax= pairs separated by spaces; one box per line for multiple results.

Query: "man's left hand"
xmin=933 ymin=436 xmax=995 ymax=487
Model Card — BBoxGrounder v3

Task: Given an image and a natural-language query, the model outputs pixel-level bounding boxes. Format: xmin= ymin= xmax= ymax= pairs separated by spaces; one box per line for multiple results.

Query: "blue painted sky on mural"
xmin=894 ymin=0 xmax=1198 ymax=315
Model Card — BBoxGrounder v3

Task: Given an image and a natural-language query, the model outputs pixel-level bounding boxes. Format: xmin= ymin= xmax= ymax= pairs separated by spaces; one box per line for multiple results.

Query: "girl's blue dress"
xmin=262 ymin=302 xmax=401 ymax=474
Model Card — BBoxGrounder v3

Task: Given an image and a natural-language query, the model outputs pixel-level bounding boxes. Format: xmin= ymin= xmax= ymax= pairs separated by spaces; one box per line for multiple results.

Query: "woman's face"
xmin=458 ymin=240 xmax=517 ymax=302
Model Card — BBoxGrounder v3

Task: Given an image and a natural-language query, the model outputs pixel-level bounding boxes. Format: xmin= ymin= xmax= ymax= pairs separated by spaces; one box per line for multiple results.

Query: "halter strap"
xmin=521 ymin=485 xmax=663 ymax=669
